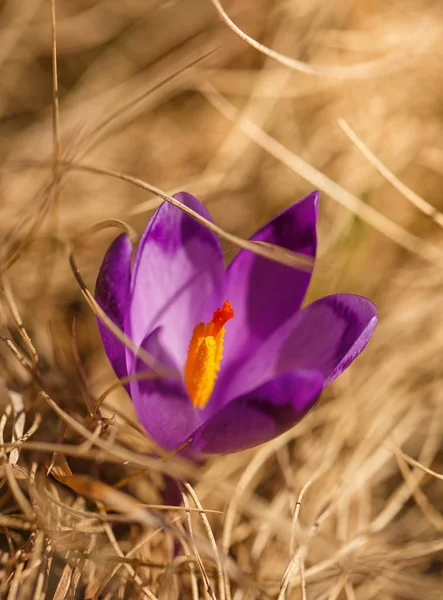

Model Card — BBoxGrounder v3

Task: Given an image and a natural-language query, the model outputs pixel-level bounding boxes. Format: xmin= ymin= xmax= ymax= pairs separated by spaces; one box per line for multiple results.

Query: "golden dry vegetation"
xmin=0 ymin=0 xmax=443 ymax=598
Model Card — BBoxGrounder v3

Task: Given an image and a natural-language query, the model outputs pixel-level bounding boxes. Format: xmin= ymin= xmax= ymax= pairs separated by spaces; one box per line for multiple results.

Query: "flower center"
xmin=184 ymin=300 xmax=234 ymax=409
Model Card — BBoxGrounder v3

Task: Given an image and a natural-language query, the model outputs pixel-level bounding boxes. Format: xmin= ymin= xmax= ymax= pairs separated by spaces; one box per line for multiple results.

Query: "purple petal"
xmin=129 ymin=192 xmax=225 ymax=367
xmin=222 ymin=192 xmax=318 ymax=369
xmin=130 ymin=328 xmax=204 ymax=452
xmin=218 ymin=294 xmax=377 ymax=401
xmin=95 ymin=233 xmax=133 ymax=381
xmin=190 ymin=370 xmax=323 ymax=454
xmin=277 ymin=294 xmax=378 ymax=387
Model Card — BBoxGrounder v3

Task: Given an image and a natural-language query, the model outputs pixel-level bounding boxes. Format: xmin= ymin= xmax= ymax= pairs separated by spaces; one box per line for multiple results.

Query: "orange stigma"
xmin=184 ymin=300 xmax=234 ymax=409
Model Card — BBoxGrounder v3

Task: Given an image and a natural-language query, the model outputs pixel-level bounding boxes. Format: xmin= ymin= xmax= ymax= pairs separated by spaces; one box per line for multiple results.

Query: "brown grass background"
xmin=1 ymin=0 xmax=443 ymax=598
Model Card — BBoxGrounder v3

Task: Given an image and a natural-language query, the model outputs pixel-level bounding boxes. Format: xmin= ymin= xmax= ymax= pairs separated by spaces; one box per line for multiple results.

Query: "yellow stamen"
xmin=184 ymin=300 xmax=234 ymax=409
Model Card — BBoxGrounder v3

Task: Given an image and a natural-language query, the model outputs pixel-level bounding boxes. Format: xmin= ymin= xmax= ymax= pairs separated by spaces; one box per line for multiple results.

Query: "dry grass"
xmin=1 ymin=0 xmax=443 ymax=598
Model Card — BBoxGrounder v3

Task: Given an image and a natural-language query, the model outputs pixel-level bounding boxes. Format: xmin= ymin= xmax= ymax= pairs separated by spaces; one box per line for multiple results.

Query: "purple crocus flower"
xmin=96 ymin=191 xmax=377 ymax=456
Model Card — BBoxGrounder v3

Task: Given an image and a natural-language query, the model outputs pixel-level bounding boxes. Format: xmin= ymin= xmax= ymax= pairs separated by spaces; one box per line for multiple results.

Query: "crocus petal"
xmin=190 ymin=370 xmax=323 ymax=454
xmin=218 ymin=293 xmax=377 ymax=401
xmin=129 ymin=192 xmax=225 ymax=367
xmin=130 ymin=328 xmax=203 ymax=452
xmin=222 ymin=192 xmax=318 ymax=367
xmin=95 ymin=233 xmax=133 ymax=381
xmin=277 ymin=294 xmax=378 ymax=387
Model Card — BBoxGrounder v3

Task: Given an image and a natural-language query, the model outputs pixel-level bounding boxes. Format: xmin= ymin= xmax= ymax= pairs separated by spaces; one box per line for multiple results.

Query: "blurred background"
xmin=1 ymin=0 xmax=443 ymax=598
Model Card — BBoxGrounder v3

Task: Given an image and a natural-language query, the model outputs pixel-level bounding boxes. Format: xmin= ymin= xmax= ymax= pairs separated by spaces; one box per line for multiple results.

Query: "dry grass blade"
xmin=370 ymin=412 xmax=441 ymax=534
xmin=16 ymin=531 xmax=45 ymax=600
xmin=209 ymin=0 xmax=432 ymax=79
xmin=3 ymin=462 xmax=34 ymax=521
xmin=97 ymin=509 xmax=159 ymax=600
xmin=185 ymin=482 xmax=227 ymax=600
xmin=64 ymin=161 xmax=313 ymax=272
xmin=290 ymin=451 xmax=338 ymax=555
xmin=8 ymin=391 xmax=26 ymax=466
xmin=200 ymin=82 xmax=443 ymax=265
xmin=53 ymin=473 xmax=169 ymax=533
xmin=182 ymin=490 xmax=217 ymax=600
xmin=394 ymin=448 xmax=443 ymax=532
xmin=387 ymin=442 xmax=443 ymax=482
xmin=52 ymin=563 xmax=73 ymax=600
xmin=1 ymin=275 xmax=38 ymax=367
xmin=39 ymin=390 xmax=193 ymax=478
xmin=325 ymin=572 xmax=349 ymax=600
xmin=68 ymin=243 xmax=176 ymax=376
xmin=339 ymin=118 xmax=443 ymax=227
